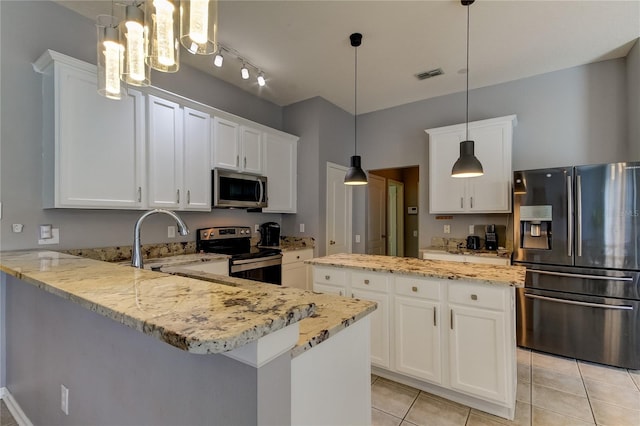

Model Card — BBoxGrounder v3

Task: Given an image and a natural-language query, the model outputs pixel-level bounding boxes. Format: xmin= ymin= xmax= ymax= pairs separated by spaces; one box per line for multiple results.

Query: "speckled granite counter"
xmin=0 ymin=250 xmax=316 ymax=354
xmin=307 ymin=253 xmax=525 ymax=287
xmin=421 ymin=246 xmax=512 ymax=259
xmin=158 ymin=265 xmax=377 ymax=358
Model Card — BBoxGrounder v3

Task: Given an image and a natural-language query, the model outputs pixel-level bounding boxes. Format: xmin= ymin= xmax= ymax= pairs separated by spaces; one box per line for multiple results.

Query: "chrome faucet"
xmin=131 ymin=209 xmax=190 ymax=269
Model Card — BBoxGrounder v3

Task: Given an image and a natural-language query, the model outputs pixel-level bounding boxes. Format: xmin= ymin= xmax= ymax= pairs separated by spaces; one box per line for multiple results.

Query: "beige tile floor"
xmin=372 ymin=348 xmax=640 ymax=426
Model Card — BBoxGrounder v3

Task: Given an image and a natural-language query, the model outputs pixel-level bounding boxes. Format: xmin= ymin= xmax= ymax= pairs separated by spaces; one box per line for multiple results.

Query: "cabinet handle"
xmin=471 ymin=294 xmax=478 ymax=301
xmin=339 ymin=290 xmax=343 ymax=296
xmin=450 ymin=309 xmax=454 ymax=330
xmin=364 ymin=279 xmax=370 ymax=285
xmin=244 ymin=157 xmax=247 ymax=168
xmin=236 ymin=155 xmax=239 ymax=167
xmin=460 ymin=197 xmax=464 ymax=209
xmin=411 ymin=286 xmax=418 ymax=292
xmin=325 ymin=275 xmax=330 ymax=280
xmin=329 ymin=240 xmax=336 ymax=245
xmin=470 ymin=197 xmax=474 ymax=209
xmin=187 ymin=190 xmax=191 ymax=205
xmin=296 ymin=255 xmax=300 ymax=259
xmin=176 ymin=189 xmax=180 ymax=204
xmin=137 ymin=187 xmax=142 ymax=203
xmin=433 ymin=308 xmax=437 ymax=327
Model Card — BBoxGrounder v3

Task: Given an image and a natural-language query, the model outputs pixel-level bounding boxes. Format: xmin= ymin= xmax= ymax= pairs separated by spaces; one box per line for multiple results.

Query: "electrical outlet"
xmin=444 ymin=225 xmax=451 ymax=234
xmin=61 ymin=384 xmax=69 ymax=415
xmin=355 ymin=234 xmax=361 ymax=243
xmin=254 ymin=224 xmax=259 ymax=233
xmin=469 ymin=225 xmax=474 ymax=234
xmin=299 ymin=223 xmax=305 ymax=233
xmin=12 ymin=224 xmax=23 ymax=233
xmin=413 ymin=230 xmax=418 ymax=237
xmin=168 ymin=226 xmax=176 ymax=238
xmin=39 ymin=224 xmax=53 ymax=239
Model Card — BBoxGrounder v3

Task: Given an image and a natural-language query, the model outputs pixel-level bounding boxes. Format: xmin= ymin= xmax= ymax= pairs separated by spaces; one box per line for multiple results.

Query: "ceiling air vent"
xmin=415 ymin=68 xmax=444 ymax=80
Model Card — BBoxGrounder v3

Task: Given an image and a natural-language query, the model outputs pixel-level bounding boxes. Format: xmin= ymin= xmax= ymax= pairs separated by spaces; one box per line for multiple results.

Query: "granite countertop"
xmin=135 ymin=253 xmax=229 ymax=269
xmin=0 ymin=250 xmax=317 ymax=354
xmin=159 ymin=265 xmax=377 ymax=358
xmin=307 ymin=253 xmax=525 ymax=287
xmin=422 ymin=246 xmax=512 ymax=259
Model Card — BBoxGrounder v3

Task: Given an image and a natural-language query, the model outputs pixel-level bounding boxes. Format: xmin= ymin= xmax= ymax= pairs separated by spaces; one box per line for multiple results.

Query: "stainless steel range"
xmin=513 ymin=162 xmax=640 ymax=369
xmin=196 ymin=226 xmax=282 ymax=285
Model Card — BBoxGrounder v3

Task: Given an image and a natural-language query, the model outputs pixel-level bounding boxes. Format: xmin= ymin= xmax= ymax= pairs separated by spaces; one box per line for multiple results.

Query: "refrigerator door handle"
xmin=576 ymin=174 xmax=582 ymax=257
xmin=524 ymin=293 xmax=633 ymax=310
xmin=567 ymin=174 xmax=573 ymax=257
xmin=529 ymin=269 xmax=634 ymax=282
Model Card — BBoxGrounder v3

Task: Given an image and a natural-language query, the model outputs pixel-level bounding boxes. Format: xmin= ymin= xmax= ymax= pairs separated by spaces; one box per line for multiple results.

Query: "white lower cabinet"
xmin=311 ymin=265 xmax=516 ymax=420
xmin=282 ymin=249 xmax=313 ymax=290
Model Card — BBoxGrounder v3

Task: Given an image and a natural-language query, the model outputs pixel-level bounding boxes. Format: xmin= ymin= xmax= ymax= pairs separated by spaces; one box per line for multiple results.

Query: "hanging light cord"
xmin=465 ymin=2 xmax=470 ymax=141
xmin=354 ymin=42 xmax=358 ymax=156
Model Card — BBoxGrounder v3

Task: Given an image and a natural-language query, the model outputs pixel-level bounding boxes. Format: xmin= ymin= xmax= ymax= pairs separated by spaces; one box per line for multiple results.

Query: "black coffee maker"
xmin=259 ymin=222 xmax=280 ymax=246
xmin=485 ymin=224 xmax=498 ymax=250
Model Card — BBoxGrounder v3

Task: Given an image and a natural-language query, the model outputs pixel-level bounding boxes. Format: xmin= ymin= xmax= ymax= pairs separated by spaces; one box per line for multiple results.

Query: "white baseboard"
xmin=0 ymin=387 xmax=34 ymax=426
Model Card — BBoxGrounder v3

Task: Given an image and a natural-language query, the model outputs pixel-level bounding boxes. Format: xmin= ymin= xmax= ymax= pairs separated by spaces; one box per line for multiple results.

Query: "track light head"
xmin=213 ymin=51 xmax=223 ymax=67
xmin=241 ymin=63 xmax=249 ymax=80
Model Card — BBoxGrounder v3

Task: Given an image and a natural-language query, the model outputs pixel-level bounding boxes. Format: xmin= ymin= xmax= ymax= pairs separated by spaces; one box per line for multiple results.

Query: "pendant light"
xmin=180 ymin=0 xmax=218 ymax=55
xmin=145 ymin=0 xmax=180 ymax=73
xmin=344 ymin=32 xmax=368 ymax=186
xmin=96 ymin=13 xmax=124 ymax=100
xmin=451 ymin=0 xmax=484 ymax=178
xmin=120 ymin=4 xmax=151 ymax=87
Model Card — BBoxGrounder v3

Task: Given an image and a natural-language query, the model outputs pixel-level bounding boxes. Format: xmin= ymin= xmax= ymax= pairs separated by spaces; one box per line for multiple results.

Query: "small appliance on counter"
xmin=466 ymin=235 xmax=481 ymax=250
xmin=485 ymin=224 xmax=498 ymax=250
xmin=259 ymin=222 xmax=280 ymax=247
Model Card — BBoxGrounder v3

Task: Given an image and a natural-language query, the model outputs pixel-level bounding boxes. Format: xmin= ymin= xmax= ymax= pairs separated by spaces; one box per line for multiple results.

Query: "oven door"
xmin=516 ymin=287 xmax=640 ymax=369
xmin=230 ymin=255 xmax=282 ymax=285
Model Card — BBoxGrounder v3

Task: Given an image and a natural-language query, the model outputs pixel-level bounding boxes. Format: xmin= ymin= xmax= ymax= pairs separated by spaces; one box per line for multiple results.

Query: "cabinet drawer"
xmin=395 ymin=276 xmax=442 ymax=300
xmin=448 ymin=282 xmax=506 ymax=310
xmin=282 ymin=249 xmax=313 ymax=265
xmin=313 ymin=267 xmax=347 ymax=286
xmin=352 ymin=271 xmax=388 ymax=292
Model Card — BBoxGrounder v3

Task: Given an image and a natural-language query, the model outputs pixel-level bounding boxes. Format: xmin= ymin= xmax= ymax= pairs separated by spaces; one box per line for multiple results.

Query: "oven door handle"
xmin=232 ymin=254 xmax=282 ymax=266
xmin=529 ymin=269 xmax=634 ymax=282
xmin=524 ymin=293 xmax=633 ymax=310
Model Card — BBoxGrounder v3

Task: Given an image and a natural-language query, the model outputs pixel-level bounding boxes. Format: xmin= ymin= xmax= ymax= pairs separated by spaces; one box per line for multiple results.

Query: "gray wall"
xmin=0 ymin=0 xmax=284 ymax=251
xmin=628 ymin=39 xmax=640 ymax=160
xmin=355 ymin=58 xmax=629 ymax=250
xmin=282 ymin=97 xmax=353 ymax=256
xmin=4 ymin=274 xmax=291 ymax=425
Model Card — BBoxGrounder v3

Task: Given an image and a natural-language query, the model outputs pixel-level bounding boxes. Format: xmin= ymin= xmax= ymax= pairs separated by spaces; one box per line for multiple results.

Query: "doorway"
xmin=326 ymin=162 xmax=352 ymax=256
xmin=367 ymin=166 xmax=419 ymax=258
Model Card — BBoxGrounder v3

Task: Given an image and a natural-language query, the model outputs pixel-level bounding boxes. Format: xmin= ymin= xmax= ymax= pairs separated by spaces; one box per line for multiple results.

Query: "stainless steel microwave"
xmin=212 ymin=169 xmax=268 ymax=208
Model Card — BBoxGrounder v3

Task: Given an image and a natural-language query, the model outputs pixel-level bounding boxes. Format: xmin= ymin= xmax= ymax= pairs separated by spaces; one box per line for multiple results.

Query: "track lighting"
xmin=213 ymin=51 xmax=224 ymax=67
xmin=257 ymin=72 xmax=265 ymax=87
xmin=241 ymin=63 xmax=250 ymax=80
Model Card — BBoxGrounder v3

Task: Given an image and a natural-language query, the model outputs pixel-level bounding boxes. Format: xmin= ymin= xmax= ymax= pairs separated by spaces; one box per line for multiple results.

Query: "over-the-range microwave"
xmin=212 ymin=169 xmax=268 ymax=209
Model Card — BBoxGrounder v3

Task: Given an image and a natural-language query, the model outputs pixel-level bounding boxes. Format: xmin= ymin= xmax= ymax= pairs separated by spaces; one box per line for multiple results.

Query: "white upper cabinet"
xmin=427 ymin=115 xmax=516 ymax=214
xmin=263 ymin=132 xmax=298 ymax=213
xmin=182 ymin=107 xmax=211 ymax=210
xmin=35 ymin=50 xmax=145 ymax=209
xmin=212 ymin=117 xmax=263 ymax=175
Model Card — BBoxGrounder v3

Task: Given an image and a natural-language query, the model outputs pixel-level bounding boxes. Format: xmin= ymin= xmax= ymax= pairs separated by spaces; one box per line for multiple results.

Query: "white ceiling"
xmin=56 ymin=0 xmax=640 ymax=114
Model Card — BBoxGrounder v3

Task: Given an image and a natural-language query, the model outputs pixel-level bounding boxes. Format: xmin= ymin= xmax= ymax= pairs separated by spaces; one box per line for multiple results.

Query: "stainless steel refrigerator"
xmin=513 ymin=162 xmax=640 ymax=368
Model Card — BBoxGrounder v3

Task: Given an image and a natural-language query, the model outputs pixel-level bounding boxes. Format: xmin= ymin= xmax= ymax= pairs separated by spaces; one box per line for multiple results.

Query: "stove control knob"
xmin=203 ymin=231 xmax=209 ymax=238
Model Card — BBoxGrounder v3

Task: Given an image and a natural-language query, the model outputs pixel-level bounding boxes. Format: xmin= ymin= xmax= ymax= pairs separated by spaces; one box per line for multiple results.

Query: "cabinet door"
xmin=352 ymin=288 xmax=390 ymax=369
xmin=212 ymin=117 xmax=240 ymax=170
xmin=313 ymin=282 xmax=347 ymax=297
xmin=240 ymin=126 xmax=263 ymax=174
xmin=263 ymin=133 xmax=297 ymax=213
xmin=147 ymin=95 xmax=183 ymax=208
xmin=183 ymin=107 xmax=211 ymax=211
xmin=467 ymin=124 xmax=512 ymax=212
xmin=394 ymin=296 xmax=442 ymax=384
xmin=449 ymin=305 xmax=507 ymax=403
xmin=55 ymin=65 xmax=145 ymax=208
xmin=282 ymin=263 xmax=309 ymax=290
xmin=428 ymin=130 xmax=467 ymax=213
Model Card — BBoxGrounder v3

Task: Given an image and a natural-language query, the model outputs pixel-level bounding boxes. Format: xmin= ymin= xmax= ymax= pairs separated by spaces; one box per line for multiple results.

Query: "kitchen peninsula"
xmin=307 ymin=253 xmax=525 ymax=420
xmin=0 ymin=250 xmax=375 ymax=425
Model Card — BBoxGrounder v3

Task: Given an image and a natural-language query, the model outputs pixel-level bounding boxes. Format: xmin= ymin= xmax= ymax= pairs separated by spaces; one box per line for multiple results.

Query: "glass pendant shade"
xmin=96 ymin=15 xmax=125 ymax=100
xmin=121 ymin=5 xmax=150 ymax=86
xmin=180 ymin=0 xmax=218 ymax=55
xmin=344 ymin=155 xmax=368 ymax=185
xmin=145 ymin=0 xmax=180 ymax=72
xmin=451 ymin=140 xmax=483 ymax=178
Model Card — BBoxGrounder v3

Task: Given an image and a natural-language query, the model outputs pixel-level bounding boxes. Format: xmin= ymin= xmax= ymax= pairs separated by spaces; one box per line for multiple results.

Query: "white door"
xmin=240 ymin=126 xmax=263 ymax=174
xmin=212 ymin=117 xmax=240 ymax=170
xmin=182 ymin=107 xmax=211 ymax=211
xmin=326 ymin=163 xmax=352 ymax=255
xmin=147 ymin=95 xmax=183 ymax=209
xmin=352 ymin=288 xmax=390 ymax=369
xmin=394 ymin=296 xmax=441 ymax=383
xmin=449 ymin=305 xmax=507 ymax=403
xmin=367 ymin=174 xmax=386 ymax=255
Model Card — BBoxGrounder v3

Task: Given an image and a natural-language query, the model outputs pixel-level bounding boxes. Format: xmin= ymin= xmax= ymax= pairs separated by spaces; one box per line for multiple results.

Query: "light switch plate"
xmin=38 ymin=228 xmax=59 ymax=245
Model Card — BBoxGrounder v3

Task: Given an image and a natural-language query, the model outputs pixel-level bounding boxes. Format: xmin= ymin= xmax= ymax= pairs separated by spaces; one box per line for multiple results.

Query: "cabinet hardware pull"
xmin=433 ymin=308 xmax=437 ymax=326
xmin=412 ymin=286 xmax=418 ymax=292
xmin=364 ymin=279 xmax=370 ymax=285
xmin=176 ymin=189 xmax=180 ymax=204
xmin=471 ymin=294 xmax=478 ymax=300
xmin=450 ymin=309 xmax=454 ymax=330
xmin=460 ymin=197 xmax=464 ymax=209
xmin=137 ymin=187 xmax=142 ymax=203
xmin=567 ymin=175 xmax=573 ymax=256
xmin=296 ymin=255 xmax=300 ymax=259
xmin=325 ymin=275 xmax=330 ymax=280
xmin=236 ymin=155 xmax=239 ymax=167
xmin=339 ymin=290 xmax=343 ymax=296
xmin=577 ymin=174 xmax=583 ymax=257
xmin=244 ymin=157 xmax=247 ymax=168
xmin=187 ymin=190 xmax=191 ymax=205
xmin=470 ymin=197 xmax=474 ymax=208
